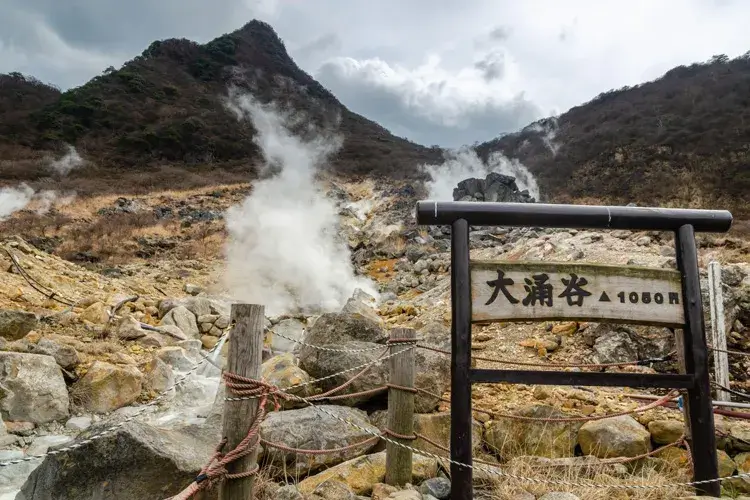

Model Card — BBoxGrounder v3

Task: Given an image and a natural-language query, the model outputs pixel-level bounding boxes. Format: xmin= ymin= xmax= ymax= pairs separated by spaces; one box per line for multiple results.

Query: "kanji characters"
xmin=485 ymin=270 xmax=519 ymax=305
xmin=522 ymin=273 xmax=553 ymax=306
xmin=558 ymin=273 xmax=592 ymax=307
xmin=484 ymin=270 xmax=593 ymax=308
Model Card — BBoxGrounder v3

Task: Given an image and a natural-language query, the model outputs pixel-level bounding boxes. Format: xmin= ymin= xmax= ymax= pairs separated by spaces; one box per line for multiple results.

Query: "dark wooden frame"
xmin=416 ymin=200 xmax=733 ymax=499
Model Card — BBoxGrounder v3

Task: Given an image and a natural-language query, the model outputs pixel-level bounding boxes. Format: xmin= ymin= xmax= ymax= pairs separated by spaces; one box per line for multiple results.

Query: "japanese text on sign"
xmin=471 ymin=261 xmax=685 ymax=327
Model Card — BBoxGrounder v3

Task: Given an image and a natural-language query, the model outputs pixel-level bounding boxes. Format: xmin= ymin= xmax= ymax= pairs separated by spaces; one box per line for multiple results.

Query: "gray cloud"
xmin=475 ymin=50 xmax=507 ymax=81
xmin=315 ymin=58 xmax=542 ymax=148
xmin=1 ymin=0 xmax=749 ymax=148
xmin=489 ymin=26 xmax=511 ymax=41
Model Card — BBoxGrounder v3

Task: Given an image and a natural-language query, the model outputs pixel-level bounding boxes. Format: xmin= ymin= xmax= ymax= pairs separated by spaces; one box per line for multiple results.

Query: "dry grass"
xmin=469 ymin=456 xmax=693 ymax=500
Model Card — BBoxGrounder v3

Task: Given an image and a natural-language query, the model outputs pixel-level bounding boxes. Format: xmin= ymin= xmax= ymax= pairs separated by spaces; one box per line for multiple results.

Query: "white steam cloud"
xmin=33 ymin=190 xmax=77 ymax=215
xmin=524 ymin=117 xmax=560 ymax=156
xmin=421 ymin=148 xmax=540 ymax=201
xmin=0 ymin=184 xmax=35 ymax=221
xmin=222 ymin=91 xmax=378 ymax=316
xmin=0 ymin=145 xmax=83 ymax=222
xmin=47 ymin=144 xmax=84 ymax=176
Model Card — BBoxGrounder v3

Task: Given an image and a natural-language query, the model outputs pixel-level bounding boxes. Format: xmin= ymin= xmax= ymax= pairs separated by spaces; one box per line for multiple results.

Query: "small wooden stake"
xmin=220 ymin=303 xmax=265 ymax=500
xmin=708 ymin=261 xmax=731 ymax=402
xmin=385 ymin=327 xmax=416 ymax=487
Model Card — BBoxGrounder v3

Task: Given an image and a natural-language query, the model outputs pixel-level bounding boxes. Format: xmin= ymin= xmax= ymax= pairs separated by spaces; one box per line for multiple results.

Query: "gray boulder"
xmin=17 ymin=421 xmax=218 ymax=500
xmin=299 ymin=341 xmax=389 ymax=406
xmin=0 ymin=352 xmax=69 ymax=424
xmin=28 ymin=338 xmax=80 ymax=370
xmin=269 ymin=318 xmax=306 ymax=353
xmin=0 ymin=310 xmax=38 ymax=341
xmin=160 ymin=306 xmax=199 ymax=339
xmin=298 ymin=310 xmax=387 ymax=362
xmin=299 ymin=339 xmax=449 ymax=412
xmin=260 ymin=405 xmax=379 ymax=475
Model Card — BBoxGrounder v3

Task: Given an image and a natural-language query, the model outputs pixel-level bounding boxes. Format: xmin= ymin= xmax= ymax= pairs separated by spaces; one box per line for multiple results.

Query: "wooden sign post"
xmin=416 ymin=200 xmax=733 ymax=499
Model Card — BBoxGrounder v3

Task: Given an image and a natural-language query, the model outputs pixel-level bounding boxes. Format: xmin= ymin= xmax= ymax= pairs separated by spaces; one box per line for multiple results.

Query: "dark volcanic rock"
xmin=452 ymin=172 xmax=535 ymax=203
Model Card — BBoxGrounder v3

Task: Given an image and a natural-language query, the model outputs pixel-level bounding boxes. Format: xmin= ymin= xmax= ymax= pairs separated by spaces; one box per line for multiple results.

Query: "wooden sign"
xmin=471 ymin=260 xmax=685 ymax=327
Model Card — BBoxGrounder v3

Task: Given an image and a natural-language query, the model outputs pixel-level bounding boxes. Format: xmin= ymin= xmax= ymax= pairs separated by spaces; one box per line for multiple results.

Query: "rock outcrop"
xmin=452 ymin=172 xmax=536 ymax=203
xmin=18 ymin=421 xmax=217 ymax=500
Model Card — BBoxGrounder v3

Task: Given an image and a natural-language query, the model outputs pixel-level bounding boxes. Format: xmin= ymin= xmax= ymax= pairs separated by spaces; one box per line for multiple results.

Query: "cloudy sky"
xmin=1 ymin=0 xmax=748 ymax=148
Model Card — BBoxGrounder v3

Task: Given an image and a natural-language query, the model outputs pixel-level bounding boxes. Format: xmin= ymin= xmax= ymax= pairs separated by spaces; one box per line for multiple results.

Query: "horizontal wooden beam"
xmin=415 ymin=201 xmax=733 ymax=233
xmin=470 ymin=369 xmax=695 ymax=389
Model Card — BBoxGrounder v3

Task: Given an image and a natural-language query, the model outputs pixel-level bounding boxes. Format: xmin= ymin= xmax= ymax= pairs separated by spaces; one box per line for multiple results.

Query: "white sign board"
xmin=471 ymin=261 xmax=685 ymax=327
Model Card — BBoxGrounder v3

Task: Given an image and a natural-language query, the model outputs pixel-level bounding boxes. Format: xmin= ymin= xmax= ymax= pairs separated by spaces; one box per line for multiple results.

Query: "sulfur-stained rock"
xmin=297 ymin=451 xmax=438 ymax=496
xmin=72 ymin=361 xmax=143 ymax=413
xmin=260 ymin=353 xmax=318 ymax=408
xmin=79 ymin=302 xmax=110 ymax=325
xmin=484 ymin=405 xmax=582 ymax=459
xmin=578 ymin=416 xmax=651 ymax=458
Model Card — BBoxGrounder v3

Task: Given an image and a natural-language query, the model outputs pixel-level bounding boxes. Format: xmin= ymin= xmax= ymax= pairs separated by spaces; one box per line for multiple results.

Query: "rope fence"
xmin=178 ymin=365 xmax=750 ymax=493
xmin=5 ymin=252 xmax=750 ymax=497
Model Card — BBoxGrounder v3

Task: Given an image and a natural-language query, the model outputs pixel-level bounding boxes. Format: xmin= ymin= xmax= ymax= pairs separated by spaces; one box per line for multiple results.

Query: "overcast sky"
xmin=1 ymin=0 xmax=749 ymax=148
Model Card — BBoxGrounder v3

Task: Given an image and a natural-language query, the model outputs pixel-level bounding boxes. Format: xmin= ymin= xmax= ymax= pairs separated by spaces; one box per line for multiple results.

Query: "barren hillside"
xmin=476 ymin=53 xmax=750 ymax=216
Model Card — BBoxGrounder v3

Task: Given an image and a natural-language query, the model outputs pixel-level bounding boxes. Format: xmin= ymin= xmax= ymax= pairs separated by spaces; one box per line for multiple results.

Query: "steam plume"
xmin=222 ymin=91 xmax=377 ymax=316
xmin=421 ymin=147 xmax=540 ymax=201
xmin=0 ymin=184 xmax=35 ymax=221
xmin=47 ymin=144 xmax=84 ymax=176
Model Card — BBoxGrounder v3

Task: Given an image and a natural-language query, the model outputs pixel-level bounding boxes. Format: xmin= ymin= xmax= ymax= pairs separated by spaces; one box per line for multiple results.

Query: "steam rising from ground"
xmin=524 ymin=117 xmax=560 ymax=156
xmin=0 ymin=145 xmax=83 ymax=221
xmin=223 ymin=91 xmax=377 ymax=316
xmin=0 ymin=184 xmax=35 ymax=221
xmin=422 ymin=148 xmax=540 ymax=201
xmin=47 ymin=144 xmax=84 ymax=176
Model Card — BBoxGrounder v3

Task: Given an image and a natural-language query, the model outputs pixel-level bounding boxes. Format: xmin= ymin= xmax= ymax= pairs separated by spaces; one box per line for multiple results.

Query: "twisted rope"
xmin=414 ymin=387 xmax=679 ymax=423
xmin=417 ymin=343 xmax=675 ymax=369
xmin=168 ymin=374 xmax=271 ymax=499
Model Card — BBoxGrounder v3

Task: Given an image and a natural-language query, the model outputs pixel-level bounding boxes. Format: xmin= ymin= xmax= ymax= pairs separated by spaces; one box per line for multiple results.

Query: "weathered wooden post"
xmin=385 ymin=327 xmax=416 ymax=486
xmin=220 ymin=303 xmax=264 ymax=500
xmin=708 ymin=261 xmax=731 ymax=402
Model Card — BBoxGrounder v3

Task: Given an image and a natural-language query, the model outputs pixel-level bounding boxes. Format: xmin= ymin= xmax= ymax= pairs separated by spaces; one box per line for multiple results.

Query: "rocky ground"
xmin=1 ymin=175 xmax=750 ymax=499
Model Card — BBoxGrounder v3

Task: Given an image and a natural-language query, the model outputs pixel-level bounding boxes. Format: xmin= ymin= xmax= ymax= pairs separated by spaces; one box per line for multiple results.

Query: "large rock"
xmin=413 ymin=345 xmax=450 ymax=412
xmin=269 ymin=318 xmax=307 ymax=353
xmin=0 ymin=310 xmax=38 ymax=341
xmin=648 ymin=419 xmax=685 ymax=445
xmin=370 ymin=411 xmax=483 ymax=455
xmin=28 ymin=337 xmax=80 ymax=370
xmin=0 ymin=352 xmax=69 ymax=424
xmin=299 ymin=341 xmax=389 ymax=406
xmin=156 ymin=346 xmax=202 ymax=372
xmin=587 ymin=324 xmax=674 ymax=365
xmin=297 ymin=451 xmax=438 ymax=496
xmin=140 ymin=357 xmax=174 ymax=394
xmin=298 ymin=311 xmax=388 ymax=361
xmin=578 ymin=415 xmax=651 ymax=458
xmin=260 ymin=405 xmax=380 ymax=474
xmin=79 ymin=302 xmax=110 ymax=324
xmin=116 ymin=316 xmax=147 ymax=340
xmin=261 ymin=353 xmax=318 ymax=408
xmin=160 ymin=306 xmax=200 ymax=339
xmin=17 ymin=421 xmax=218 ymax=500
xmin=299 ymin=340 xmax=447 ymax=411
xmin=72 ymin=361 xmax=143 ymax=413
xmin=452 ymin=172 xmax=535 ymax=204
xmin=484 ymin=405 xmax=582 ymax=459
xmin=158 ymin=297 xmax=230 ymax=320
